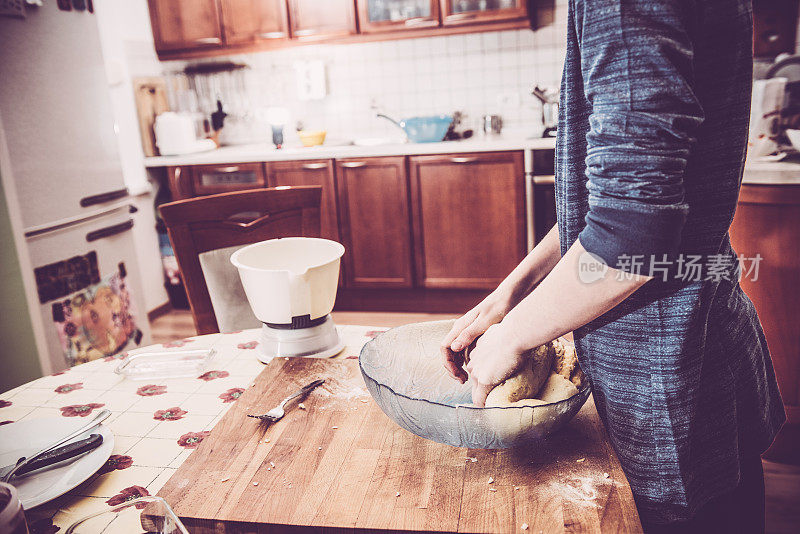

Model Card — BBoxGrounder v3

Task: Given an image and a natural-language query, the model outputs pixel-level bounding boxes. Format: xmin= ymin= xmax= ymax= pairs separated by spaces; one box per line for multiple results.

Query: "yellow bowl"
xmin=298 ymin=130 xmax=327 ymax=147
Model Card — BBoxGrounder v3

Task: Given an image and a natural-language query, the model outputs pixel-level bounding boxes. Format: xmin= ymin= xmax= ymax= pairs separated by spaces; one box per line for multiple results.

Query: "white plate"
xmin=0 ymin=417 xmax=114 ymax=509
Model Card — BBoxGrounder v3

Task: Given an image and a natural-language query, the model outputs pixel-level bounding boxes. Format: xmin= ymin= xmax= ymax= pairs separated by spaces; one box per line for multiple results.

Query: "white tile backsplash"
xmin=157 ymin=4 xmax=569 ymax=141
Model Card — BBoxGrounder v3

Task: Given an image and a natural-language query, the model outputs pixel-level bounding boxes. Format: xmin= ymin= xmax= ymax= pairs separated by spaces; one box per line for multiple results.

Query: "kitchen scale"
xmin=231 ymin=238 xmax=346 ymax=363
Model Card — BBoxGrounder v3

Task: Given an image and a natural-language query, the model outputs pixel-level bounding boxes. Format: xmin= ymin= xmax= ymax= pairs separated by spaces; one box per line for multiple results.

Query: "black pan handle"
xmin=17 ymin=433 xmax=103 ymax=476
xmin=86 ymin=219 xmax=133 ymax=242
xmin=80 ymin=188 xmax=129 ymax=207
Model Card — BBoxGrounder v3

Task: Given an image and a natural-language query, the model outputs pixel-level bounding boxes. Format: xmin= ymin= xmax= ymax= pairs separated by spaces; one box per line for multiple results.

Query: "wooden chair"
xmin=159 ymin=186 xmax=322 ymax=335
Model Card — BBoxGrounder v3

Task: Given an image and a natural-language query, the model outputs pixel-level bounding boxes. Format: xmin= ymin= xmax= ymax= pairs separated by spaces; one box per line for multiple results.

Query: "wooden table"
xmin=158 ymin=357 xmax=643 ymax=533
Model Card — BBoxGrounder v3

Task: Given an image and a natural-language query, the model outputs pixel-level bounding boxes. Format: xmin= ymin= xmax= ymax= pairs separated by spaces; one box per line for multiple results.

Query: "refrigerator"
xmin=0 ymin=2 xmax=151 ymax=376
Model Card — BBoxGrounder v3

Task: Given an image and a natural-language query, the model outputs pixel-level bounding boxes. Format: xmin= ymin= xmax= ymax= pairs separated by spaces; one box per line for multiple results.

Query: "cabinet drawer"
xmin=191 ymin=163 xmax=267 ymax=196
xmin=409 ymin=151 xmax=525 ymax=289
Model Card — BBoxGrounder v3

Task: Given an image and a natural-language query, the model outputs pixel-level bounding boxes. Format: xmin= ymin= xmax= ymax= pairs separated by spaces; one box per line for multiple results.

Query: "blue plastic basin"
xmin=400 ymin=115 xmax=453 ymax=143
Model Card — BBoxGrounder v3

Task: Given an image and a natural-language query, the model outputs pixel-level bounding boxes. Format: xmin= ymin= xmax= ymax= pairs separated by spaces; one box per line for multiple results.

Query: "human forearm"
xmin=496 ymin=223 xmax=561 ymax=307
xmin=498 ymin=239 xmax=651 ymax=353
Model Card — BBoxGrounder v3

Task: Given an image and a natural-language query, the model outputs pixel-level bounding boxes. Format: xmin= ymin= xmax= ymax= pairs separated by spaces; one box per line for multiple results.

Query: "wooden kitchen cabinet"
xmin=730 ymin=184 xmax=800 ymax=463
xmin=266 ymin=160 xmax=340 ymax=242
xmin=191 ymin=162 xmax=267 ymax=196
xmin=440 ymin=0 xmax=528 ymax=26
xmin=219 ymin=0 xmax=290 ymax=45
xmin=147 ymin=0 xmax=224 ymax=52
xmin=409 ymin=151 xmax=525 ymax=289
xmin=336 ymin=157 xmax=414 ymax=288
xmin=287 ymin=0 xmax=358 ymax=41
xmin=166 ymin=166 xmax=196 ymax=201
xmin=357 ymin=0 xmax=440 ymax=33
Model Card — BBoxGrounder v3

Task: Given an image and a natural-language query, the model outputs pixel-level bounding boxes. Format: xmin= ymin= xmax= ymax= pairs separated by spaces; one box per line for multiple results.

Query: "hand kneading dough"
xmin=537 ymin=372 xmax=579 ymax=403
xmin=484 ymin=344 xmax=554 ymax=408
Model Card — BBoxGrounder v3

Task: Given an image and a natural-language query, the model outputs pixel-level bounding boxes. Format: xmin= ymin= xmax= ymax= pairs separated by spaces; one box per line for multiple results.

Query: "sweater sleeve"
xmin=574 ymin=0 xmax=705 ymax=272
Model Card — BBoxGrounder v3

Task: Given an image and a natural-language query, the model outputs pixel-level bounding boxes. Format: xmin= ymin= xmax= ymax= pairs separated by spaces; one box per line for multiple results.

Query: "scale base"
xmin=256 ymin=315 xmax=344 ymax=363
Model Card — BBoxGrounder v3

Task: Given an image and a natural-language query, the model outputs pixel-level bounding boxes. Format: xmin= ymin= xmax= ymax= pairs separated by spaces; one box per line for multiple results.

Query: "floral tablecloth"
xmin=0 ymin=325 xmax=387 ymax=533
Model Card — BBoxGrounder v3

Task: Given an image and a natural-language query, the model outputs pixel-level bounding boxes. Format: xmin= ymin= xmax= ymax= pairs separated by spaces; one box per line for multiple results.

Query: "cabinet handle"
xmin=404 ymin=17 xmax=429 ymax=27
xmin=172 ymin=167 xmax=193 ymax=199
xmin=448 ymin=13 xmax=478 ymax=21
xmin=86 ymin=219 xmax=134 ymax=242
xmin=259 ymin=31 xmax=286 ymax=39
xmin=294 ymin=29 xmax=317 ymax=37
xmin=214 ymin=166 xmax=241 ymax=173
xmin=194 ymin=37 xmax=222 ymax=45
xmin=79 ymin=188 xmax=128 ymax=207
xmin=450 ymin=157 xmax=478 ymax=164
xmin=340 ymin=161 xmax=366 ymax=168
xmin=302 ymin=162 xmax=328 ymax=170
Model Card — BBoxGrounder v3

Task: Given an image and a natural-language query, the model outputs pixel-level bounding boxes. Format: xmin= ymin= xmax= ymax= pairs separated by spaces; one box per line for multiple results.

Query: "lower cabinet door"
xmin=266 ymin=160 xmax=340 ymax=242
xmin=409 ymin=151 xmax=526 ymax=289
xmin=336 ymin=157 xmax=414 ymax=288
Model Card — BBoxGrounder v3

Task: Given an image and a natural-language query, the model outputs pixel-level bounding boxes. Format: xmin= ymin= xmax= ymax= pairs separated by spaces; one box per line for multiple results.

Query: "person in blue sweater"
xmin=443 ymin=2 xmax=785 ymax=532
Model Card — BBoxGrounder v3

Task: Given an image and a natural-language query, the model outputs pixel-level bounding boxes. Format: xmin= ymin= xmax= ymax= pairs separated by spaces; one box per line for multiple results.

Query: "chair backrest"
xmin=159 ymin=186 xmax=322 ymax=335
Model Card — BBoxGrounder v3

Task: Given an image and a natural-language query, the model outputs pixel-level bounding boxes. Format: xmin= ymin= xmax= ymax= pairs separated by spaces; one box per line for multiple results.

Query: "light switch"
xmin=294 ymin=60 xmax=328 ymax=101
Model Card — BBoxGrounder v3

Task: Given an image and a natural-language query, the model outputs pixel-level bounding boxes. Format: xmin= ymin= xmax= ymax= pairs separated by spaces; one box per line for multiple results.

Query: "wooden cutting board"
xmin=157 ymin=358 xmax=643 ymax=533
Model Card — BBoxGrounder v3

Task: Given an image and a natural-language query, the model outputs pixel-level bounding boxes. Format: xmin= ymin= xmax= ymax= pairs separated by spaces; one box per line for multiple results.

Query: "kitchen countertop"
xmin=743 ymin=158 xmax=800 ymax=185
xmin=143 ymin=136 xmax=557 ymax=167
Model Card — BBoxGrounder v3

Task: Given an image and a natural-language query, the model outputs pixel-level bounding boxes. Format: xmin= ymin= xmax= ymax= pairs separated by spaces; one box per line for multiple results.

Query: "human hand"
xmin=464 ymin=322 xmax=528 ymax=407
xmin=440 ymin=289 xmax=514 ymax=383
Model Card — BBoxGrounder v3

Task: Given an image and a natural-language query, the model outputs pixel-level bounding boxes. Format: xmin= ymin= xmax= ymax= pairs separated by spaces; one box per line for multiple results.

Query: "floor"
xmin=150 ymin=309 xmax=799 ymax=533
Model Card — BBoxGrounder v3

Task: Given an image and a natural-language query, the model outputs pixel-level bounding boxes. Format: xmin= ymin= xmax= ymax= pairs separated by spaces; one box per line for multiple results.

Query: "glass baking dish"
xmin=114 ymin=349 xmax=216 ymax=380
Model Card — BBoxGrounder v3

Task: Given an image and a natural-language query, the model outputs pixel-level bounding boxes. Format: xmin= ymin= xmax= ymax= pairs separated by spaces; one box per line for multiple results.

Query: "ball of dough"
xmin=537 ymin=372 xmax=579 ymax=403
xmin=485 ymin=343 xmax=554 ymax=407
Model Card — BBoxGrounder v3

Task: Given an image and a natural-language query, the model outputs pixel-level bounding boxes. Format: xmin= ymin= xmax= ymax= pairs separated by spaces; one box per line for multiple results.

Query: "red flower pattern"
xmin=98 ymin=454 xmax=133 ymax=475
xmin=162 ymin=339 xmax=193 ymax=348
xmin=103 ymin=352 xmax=127 ymax=362
xmin=60 ymin=403 xmax=105 ymax=417
xmin=105 ymin=485 xmax=150 ymax=508
xmin=55 ymin=383 xmax=84 ymax=394
xmin=153 ymin=406 xmax=188 ymax=421
xmin=177 ymin=431 xmax=210 ymax=449
xmin=365 ymin=330 xmax=387 ymax=339
xmin=237 ymin=341 xmax=258 ymax=350
xmin=0 ymin=399 xmax=11 ymax=408
xmin=136 ymin=384 xmax=167 ymax=396
xmin=51 ymin=370 xmax=67 ymax=376
xmin=219 ymin=387 xmax=245 ymax=403
xmin=197 ymin=370 xmax=230 ymax=381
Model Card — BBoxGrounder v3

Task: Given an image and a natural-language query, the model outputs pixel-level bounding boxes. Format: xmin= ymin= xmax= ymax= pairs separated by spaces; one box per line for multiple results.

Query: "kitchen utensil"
xmin=359 ymin=320 xmax=590 ymax=449
xmin=133 ymin=77 xmax=170 ymax=157
xmin=2 ymin=409 xmax=110 ymax=483
xmin=0 ymin=483 xmax=28 ymax=534
xmin=156 ymin=357 xmax=640 ymax=532
xmin=0 ymin=418 xmax=114 ymax=509
xmin=376 ymin=113 xmax=453 ymax=143
xmin=66 ymin=496 xmax=188 ymax=534
xmin=0 ymin=433 xmax=103 ymax=480
xmin=247 ymin=379 xmax=325 ymax=422
xmin=115 ymin=349 xmax=216 ymax=380
xmin=231 ymin=238 xmax=345 ymax=362
xmin=154 ymin=112 xmax=215 ymax=156
xmin=298 ymin=130 xmax=327 ymax=147
xmin=481 ymin=114 xmax=503 ymax=135
xmin=532 ymin=85 xmax=559 ymax=138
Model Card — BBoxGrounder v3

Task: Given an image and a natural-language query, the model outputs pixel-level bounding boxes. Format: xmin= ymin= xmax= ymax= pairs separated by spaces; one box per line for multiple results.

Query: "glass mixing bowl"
xmin=359 ymin=320 xmax=591 ymax=449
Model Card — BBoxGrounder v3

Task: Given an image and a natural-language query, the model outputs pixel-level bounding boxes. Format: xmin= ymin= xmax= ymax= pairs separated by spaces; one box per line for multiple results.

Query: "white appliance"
xmin=231 ymin=238 xmax=345 ymax=363
xmin=0 ymin=3 xmax=151 ymax=375
xmin=153 ymin=112 xmax=216 ymax=156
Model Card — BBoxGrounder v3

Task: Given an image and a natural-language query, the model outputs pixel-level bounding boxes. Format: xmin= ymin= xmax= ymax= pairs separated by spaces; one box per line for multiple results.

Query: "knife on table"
xmin=0 ymin=433 xmax=104 ymax=479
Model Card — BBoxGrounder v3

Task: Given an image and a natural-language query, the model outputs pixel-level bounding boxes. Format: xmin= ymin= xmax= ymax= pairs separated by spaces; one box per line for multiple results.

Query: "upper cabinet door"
xmin=220 ymin=0 xmax=290 ymax=45
xmin=287 ymin=0 xmax=358 ymax=41
xmin=148 ymin=0 xmax=224 ymax=52
xmin=440 ymin=0 xmax=527 ymax=26
xmin=357 ymin=0 xmax=440 ymax=33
